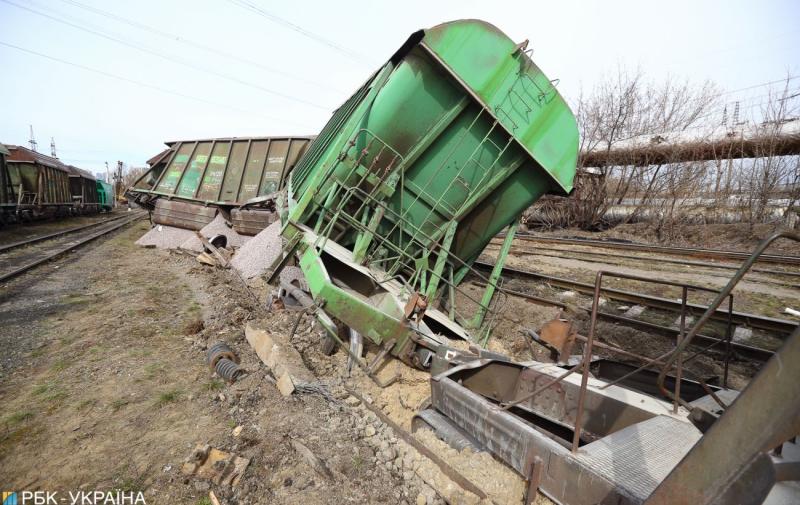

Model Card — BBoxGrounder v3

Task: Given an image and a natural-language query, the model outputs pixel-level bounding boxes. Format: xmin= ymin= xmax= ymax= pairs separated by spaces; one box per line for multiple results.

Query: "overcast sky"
xmin=1 ymin=0 xmax=798 ymax=173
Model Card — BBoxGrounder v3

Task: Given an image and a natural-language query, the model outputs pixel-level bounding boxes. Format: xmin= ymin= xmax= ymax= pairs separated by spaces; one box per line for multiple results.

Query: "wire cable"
xmin=1 ymin=0 xmax=331 ymax=110
xmin=224 ymin=0 xmax=374 ymax=66
xmin=55 ymin=0 xmax=344 ymax=94
xmin=0 ymin=40 xmax=316 ymax=129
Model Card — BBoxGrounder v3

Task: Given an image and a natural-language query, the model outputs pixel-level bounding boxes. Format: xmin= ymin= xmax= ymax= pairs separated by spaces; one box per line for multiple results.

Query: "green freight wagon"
xmin=127 ymin=136 xmax=314 ymax=231
xmin=276 ymin=20 xmax=579 ymax=368
xmin=97 ymin=180 xmax=114 ymax=212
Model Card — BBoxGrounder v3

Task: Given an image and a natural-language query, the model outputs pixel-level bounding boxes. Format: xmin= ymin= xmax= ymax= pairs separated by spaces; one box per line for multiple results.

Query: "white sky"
xmin=0 ymin=0 xmax=798 ymax=173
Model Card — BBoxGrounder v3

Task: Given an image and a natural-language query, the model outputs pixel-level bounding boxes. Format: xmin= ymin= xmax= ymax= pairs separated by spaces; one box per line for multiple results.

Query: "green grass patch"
xmin=4 ymin=411 xmax=34 ymax=425
xmin=51 ymin=359 xmax=72 ymax=372
xmin=201 ymin=380 xmax=224 ymax=392
xmin=153 ymin=389 xmax=182 ymax=408
xmin=76 ymin=398 xmax=96 ymax=411
xmin=32 ymin=382 xmax=68 ymax=404
xmin=110 ymin=398 xmax=130 ymax=412
xmin=195 ymin=498 xmax=212 ymax=505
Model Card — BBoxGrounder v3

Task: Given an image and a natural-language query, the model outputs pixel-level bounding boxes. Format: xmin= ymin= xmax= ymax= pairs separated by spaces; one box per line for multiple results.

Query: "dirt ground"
xmin=0 ymin=221 xmax=446 ymax=505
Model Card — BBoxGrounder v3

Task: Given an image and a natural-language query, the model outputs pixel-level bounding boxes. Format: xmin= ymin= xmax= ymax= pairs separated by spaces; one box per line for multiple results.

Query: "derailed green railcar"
xmin=279 ymin=20 xmax=579 ymax=367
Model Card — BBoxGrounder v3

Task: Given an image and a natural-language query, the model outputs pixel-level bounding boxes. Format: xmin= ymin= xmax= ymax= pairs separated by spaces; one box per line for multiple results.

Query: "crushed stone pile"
xmin=135 ymin=225 xmax=197 ymax=249
xmin=231 ymin=220 xmax=283 ymax=279
xmin=179 ymin=213 xmax=250 ymax=252
xmin=279 ymin=265 xmax=308 ymax=292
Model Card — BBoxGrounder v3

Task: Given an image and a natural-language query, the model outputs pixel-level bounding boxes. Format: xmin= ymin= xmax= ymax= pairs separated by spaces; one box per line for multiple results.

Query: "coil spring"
xmin=215 ymin=358 xmax=244 ymax=383
xmin=207 ymin=342 xmax=238 ymax=370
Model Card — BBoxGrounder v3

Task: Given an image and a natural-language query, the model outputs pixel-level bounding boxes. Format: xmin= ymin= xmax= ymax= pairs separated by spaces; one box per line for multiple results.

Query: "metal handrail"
xmin=656 ymin=230 xmax=800 ymax=410
xmin=571 ymin=270 xmax=735 ymax=452
xmin=475 ymin=232 xmax=798 ymax=454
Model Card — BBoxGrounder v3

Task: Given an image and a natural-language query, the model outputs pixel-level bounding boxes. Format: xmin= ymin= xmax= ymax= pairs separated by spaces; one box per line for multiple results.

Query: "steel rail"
xmin=473 ymin=261 xmax=798 ymax=335
xmin=496 ymin=243 xmax=800 ymax=280
xmin=0 ymin=214 xmax=145 ymax=283
xmin=476 ymin=281 xmax=775 ymax=362
xmin=0 ymin=212 xmax=141 ymax=253
xmin=501 ymin=234 xmax=800 ymax=266
xmin=656 ymin=230 xmax=800 ymax=410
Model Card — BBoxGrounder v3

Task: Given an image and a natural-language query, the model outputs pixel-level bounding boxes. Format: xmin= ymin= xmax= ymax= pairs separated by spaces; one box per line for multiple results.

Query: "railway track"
xmin=505 ymin=233 xmax=800 ymax=266
xmin=480 ymin=282 xmax=775 ymax=362
xmin=0 ymin=212 xmax=139 ymax=254
xmin=473 ymin=261 xmax=799 ymax=336
xmin=0 ymin=212 xmax=146 ymax=283
xmin=496 ymin=244 xmax=800 ymax=282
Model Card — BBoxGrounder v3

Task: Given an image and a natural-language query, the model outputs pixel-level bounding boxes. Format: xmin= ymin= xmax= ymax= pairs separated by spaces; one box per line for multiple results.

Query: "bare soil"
xmin=0 ymin=221 xmax=437 ymax=505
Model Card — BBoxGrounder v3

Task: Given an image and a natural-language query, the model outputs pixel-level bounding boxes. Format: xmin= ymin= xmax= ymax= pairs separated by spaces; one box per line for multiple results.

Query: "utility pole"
xmin=28 ymin=125 xmax=38 ymax=152
xmin=105 ymin=161 xmax=110 ymax=184
xmin=50 ymin=137 xmax=57 ymax=158
xmin=114 ymin=160 xmax=124 ymax=206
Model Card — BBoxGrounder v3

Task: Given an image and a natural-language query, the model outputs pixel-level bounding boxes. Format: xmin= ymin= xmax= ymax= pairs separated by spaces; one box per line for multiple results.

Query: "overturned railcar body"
xmin=279 ymin=20 xmax=579 ymax=366
xmin=128 ymin=136 xmax=313 ymax=232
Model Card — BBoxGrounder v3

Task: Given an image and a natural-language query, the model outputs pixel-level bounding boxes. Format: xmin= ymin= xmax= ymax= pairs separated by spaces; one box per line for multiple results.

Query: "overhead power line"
xmin=1 ymin=0 xmax=330 ymax=110
xmin=55 ymin=0 xmax=343 ymax=94
xmin=0 ymin=40 xmax=315 ymax=129
xmin=224 ymin=0 xmax=374 ymax=66
xmin=718 ymin=75 xmax=800 ymax=97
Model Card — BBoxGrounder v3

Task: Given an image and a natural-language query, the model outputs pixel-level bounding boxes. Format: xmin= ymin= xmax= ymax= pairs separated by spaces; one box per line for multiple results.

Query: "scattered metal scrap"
xmin=181 ymin=444 xmax=250 ymax=488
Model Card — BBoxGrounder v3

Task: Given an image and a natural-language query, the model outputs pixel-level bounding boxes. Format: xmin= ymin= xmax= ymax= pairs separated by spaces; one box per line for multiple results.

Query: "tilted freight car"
xmin=127 ymin=136 xmax=313 ymax=232
xmin=276 ymin=20 xmax=578 ymax=368
xmin=97 ymin=180 xmax=114 ymax=212
xmin=66 ymin=165 xmax=100 ymax=214
xmin=2 ymin=145 xmax=74 ymax=222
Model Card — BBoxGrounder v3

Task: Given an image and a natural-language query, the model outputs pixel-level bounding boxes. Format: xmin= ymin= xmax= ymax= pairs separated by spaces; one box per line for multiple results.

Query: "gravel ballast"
xmin=179 ymin=213 xmax=250 ymax=252
xmin=135 ymin=225 xmax=197 ymax=249
xmin=231 ymin=220 xmax=283 ymax=279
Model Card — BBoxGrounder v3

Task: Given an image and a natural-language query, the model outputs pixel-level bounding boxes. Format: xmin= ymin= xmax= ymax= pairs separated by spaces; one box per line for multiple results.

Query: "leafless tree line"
xmin=527 ymin=69 xmax=800 ymax=239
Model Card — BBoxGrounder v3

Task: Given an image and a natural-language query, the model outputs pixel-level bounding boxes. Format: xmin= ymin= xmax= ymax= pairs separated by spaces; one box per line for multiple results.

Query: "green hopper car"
xmin=97 ymin=180 xmax=114 ymax=212
xmin=277 ymin=20 xmax=579 ymax=368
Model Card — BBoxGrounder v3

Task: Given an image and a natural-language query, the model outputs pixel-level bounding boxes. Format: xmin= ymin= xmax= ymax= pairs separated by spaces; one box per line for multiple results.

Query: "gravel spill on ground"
xmin=279 ymin=265 xmax=308 ymax=291
xmin=135 ymin=224 xmax=197 ymax=249
xmin=180 ymin=214 xmax=250 ymax=252
xmin=231 ymin=220 xmax=283 ymax=279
